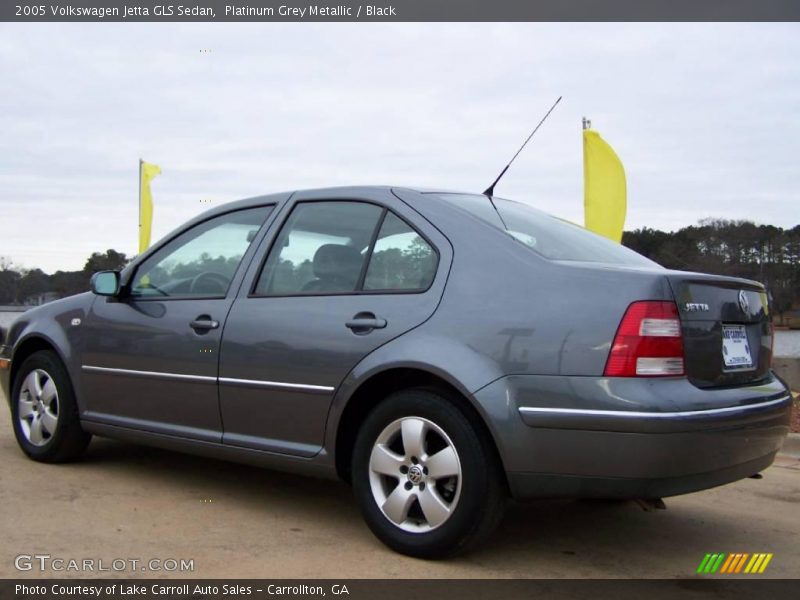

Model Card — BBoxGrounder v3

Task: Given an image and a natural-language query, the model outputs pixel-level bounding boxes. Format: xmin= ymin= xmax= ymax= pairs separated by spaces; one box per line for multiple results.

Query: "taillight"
xmin=604 ymin=301 xmax=685 ymax=377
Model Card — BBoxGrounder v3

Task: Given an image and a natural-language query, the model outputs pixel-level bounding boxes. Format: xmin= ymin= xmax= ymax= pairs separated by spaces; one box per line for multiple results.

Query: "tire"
xmin=10 ymin=350 xmax=91 ymax=463
xmin=352 ymin=388 xmax=506 ymax=558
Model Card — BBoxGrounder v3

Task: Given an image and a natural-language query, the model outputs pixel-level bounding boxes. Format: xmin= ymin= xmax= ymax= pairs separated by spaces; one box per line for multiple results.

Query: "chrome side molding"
xmin=218 ymin=377 xmax=334 ymax=394
xmin=518 ymin=395 xmax=791 ymax=419
xmin=81 ymin=365 xmax=333 ymax=393
xmin=82 ymin=365 xmax=217 ymax=383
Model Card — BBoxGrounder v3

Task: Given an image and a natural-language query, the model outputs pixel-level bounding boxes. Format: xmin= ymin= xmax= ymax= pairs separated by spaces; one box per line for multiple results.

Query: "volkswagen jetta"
xmin=0 ymin=186 xmax=792 ymax=558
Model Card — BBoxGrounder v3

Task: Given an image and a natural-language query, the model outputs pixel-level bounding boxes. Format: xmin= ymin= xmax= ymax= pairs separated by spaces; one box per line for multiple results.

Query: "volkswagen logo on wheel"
xmin=407 ymin=465 xmax=424 ymax=485
xmin=738 ymin=290 xmax=750 ymax=314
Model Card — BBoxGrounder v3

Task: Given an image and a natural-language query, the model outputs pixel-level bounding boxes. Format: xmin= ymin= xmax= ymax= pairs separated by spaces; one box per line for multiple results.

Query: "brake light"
xmin=604 ymin=301 xmax=685 ymax=377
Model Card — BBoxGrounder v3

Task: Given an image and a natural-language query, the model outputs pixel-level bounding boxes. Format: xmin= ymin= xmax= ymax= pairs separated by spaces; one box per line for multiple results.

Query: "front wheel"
xmin=352 ymin=389 xmax=505 ymax=558
xmin=11 ymin=350 xmax=91 ymax=463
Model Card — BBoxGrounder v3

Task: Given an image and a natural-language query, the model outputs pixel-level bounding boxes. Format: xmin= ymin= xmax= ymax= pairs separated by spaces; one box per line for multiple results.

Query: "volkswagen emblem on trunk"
xmin=738 ymin=290 xmax=750 ymax=314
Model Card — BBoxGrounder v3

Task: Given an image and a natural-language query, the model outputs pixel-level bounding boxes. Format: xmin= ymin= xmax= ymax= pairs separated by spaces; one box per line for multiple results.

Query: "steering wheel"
xmin=189 ymin=272 xmax=230 ymax=295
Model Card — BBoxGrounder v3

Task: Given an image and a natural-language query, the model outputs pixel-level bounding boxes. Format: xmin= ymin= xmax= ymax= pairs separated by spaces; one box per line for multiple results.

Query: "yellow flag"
xmin=138 ymin=160 xmax=161 ymax=253
xmin=583 ymin=128 xmax=626 ymax=243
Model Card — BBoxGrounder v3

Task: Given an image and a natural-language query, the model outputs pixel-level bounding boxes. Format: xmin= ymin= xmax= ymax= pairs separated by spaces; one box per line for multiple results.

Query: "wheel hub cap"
xmin=407 ymin=465 xmax=424 ymax=485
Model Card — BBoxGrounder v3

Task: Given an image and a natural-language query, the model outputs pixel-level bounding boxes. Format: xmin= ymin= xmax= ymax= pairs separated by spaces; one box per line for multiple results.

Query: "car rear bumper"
xmin=472 ymin=373 xmax=792 ymax=500
xmin=508 ymin=452 xmax=779 ymax=500
xmin=0 ymin=343 xmax=11 ymax=405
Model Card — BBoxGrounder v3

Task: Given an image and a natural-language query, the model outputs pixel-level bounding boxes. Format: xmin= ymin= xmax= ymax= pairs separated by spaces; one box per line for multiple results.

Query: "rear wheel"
xmin=352 ymin=389 xmax=505 ymax=558
xmin=11 ymin=350 xmax=91 ymax=463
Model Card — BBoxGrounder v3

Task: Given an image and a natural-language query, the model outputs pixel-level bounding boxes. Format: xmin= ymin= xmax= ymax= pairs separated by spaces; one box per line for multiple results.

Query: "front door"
xmin=219 ymin=190 xmax=450 ymax=456
xmin=80 ymin=205 xmax=274 ymax=441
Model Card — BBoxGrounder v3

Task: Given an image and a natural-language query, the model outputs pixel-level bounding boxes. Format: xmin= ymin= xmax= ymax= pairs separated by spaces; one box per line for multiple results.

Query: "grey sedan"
xmin=0 ymin=186 xmax=791 ymax=558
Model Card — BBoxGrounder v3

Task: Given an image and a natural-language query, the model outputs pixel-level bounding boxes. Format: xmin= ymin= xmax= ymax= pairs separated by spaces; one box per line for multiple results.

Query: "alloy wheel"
xmin=368 ymin=416 xmax=462 ymax=533
xmin=17 ymin=368 xmax=59 ymax=447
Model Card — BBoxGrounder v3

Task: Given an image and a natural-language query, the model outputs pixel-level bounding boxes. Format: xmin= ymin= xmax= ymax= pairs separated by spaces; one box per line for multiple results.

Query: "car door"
xmin=80 ymin=204 xmax=275 ymax=441
xmin=218 ymin=188 xmax=451 ymax=456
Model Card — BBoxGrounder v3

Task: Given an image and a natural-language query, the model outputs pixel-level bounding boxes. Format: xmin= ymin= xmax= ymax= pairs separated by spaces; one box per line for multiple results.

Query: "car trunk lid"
xmin=666 ymin=272 xmax=773 ymax=388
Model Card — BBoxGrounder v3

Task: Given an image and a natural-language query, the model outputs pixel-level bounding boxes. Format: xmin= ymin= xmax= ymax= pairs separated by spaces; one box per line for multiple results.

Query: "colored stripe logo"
xmin=696 ymin=553 xmax=773 ymax=574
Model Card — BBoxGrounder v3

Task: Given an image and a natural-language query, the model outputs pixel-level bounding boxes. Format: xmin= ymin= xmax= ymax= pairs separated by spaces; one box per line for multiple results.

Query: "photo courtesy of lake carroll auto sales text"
xmin=0 ymin=1 xmax=798 ymax=599
xmin=15 ymin=583 xmax=351 ymax=596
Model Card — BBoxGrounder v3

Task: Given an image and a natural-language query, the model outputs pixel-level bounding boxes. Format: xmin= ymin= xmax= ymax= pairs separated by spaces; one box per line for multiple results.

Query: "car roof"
xmin=197 ymin=185 xmax=475 ymax=217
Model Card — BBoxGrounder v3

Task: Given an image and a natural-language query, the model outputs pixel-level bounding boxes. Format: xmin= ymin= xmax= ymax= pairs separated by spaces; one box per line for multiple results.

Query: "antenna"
xmin=483 ymin=96 xmax=562 ymax=197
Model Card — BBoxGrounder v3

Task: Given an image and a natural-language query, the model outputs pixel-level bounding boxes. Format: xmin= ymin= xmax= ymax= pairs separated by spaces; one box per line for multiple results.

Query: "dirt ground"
xmin=0 ymin=393 xmax=798 ymax=580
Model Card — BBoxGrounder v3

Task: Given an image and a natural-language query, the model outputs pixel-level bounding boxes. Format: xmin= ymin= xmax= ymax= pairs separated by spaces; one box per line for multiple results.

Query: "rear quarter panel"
xmin=392 ymin=188 xmax=674 ymax=378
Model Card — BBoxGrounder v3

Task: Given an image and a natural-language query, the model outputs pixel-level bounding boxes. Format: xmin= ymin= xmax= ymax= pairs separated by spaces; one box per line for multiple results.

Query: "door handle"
xmin=346 ymin=312 xmax=387 ymax=335
xmin=190 ymin=316 xmax=220 ymax=332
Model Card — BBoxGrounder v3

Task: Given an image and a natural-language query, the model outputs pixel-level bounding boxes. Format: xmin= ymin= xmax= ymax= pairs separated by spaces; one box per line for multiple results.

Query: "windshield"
xmin=436 ymin=193 xmax=659 ymax=267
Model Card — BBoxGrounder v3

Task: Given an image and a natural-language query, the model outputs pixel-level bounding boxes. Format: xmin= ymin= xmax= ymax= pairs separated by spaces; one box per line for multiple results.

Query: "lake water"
xmin=1 ymin=310 xmax=800 ymax=357
xmin=0 ymin=311 xmax=23 ymax=329
xmin=774 ymin=330 xmax=800 ymax=358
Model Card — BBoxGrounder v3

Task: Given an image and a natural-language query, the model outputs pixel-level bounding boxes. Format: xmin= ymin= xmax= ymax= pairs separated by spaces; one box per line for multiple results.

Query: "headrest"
xmin=312 ymin=244 xmax=362 ymax=279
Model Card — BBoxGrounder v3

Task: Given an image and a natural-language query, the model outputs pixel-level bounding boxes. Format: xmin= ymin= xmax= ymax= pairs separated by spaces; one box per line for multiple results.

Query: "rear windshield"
xmin=436 ymin=193 xmax=658 ymax=267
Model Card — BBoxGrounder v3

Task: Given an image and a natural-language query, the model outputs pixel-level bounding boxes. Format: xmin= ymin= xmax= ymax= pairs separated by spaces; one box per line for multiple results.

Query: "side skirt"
xmin=80 ymin=420 xmax=338 ymax=480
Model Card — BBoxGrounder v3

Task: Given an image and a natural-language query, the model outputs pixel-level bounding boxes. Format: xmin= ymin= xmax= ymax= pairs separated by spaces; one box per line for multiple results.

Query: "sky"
xmin=0 ymin=22 xmax=798 ymax=274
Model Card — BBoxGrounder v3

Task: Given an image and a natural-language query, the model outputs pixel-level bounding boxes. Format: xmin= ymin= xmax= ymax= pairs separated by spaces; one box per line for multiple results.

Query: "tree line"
xmin=0 ymin=250 xmax=129 ymax=305
xmin=1 ymin=219 xmax=798 ymax=318
xmin=623 ymin=219 xmax=800 ymax=321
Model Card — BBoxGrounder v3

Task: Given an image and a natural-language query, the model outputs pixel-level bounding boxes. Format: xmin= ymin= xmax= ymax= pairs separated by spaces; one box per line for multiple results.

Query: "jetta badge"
xmin=738 ymin=290 xmax=750 ymax=314
xmin=685 ymin=303 xmax=709 ymax=312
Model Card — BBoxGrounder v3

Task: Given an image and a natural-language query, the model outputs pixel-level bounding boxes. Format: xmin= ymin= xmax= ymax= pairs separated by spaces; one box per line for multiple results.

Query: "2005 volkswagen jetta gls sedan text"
xmin=0 ymin=187 xmax=792 ymax=558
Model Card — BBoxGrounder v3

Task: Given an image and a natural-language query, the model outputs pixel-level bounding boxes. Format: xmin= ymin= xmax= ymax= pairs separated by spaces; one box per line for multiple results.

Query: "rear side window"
xmin=254 ymin=202 xmax=383 ymax=295
xmin=436 ymin=194 xmax=658 ymax=267
xmin=364 ymin=212 xmax=437 ymax=291
xmin=253 ymin=201 xmax=438 ymax=296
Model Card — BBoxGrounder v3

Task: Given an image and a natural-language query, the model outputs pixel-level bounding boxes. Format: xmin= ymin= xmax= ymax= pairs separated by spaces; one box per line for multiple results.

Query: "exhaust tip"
xmin=635 ymin=498 xmax=666 ymax=511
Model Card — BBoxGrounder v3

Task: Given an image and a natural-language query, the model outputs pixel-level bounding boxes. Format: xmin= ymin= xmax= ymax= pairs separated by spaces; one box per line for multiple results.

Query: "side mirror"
xmin=90 ymin=271 xmax=121 ymax=296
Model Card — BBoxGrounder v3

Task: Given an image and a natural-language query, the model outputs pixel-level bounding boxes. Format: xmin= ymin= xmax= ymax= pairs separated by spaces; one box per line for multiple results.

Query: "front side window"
xmin=131 ymin=206 xmax=272 ymax=298
xmin=364 ymin=212 xmax=437 ymax=291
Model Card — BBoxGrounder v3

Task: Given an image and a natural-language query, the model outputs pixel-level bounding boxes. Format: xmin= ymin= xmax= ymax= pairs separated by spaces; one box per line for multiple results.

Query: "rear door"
xmin=81 ymin=204 xmax=276 ymax=440
xmin=669 ymin=274 xmax=773 ymax=388
xmin=218 ymin=188 xmax=451 ymax=456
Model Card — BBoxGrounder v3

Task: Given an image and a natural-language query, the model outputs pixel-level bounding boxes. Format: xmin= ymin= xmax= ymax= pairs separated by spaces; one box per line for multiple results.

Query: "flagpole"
xmin=138 ymin=158 xmax=142 ymax=253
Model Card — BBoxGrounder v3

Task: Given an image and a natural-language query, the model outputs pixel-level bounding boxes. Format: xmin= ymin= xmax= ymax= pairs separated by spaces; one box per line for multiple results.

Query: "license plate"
xmin=722 ymin=324 xmax=753 ymax=369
